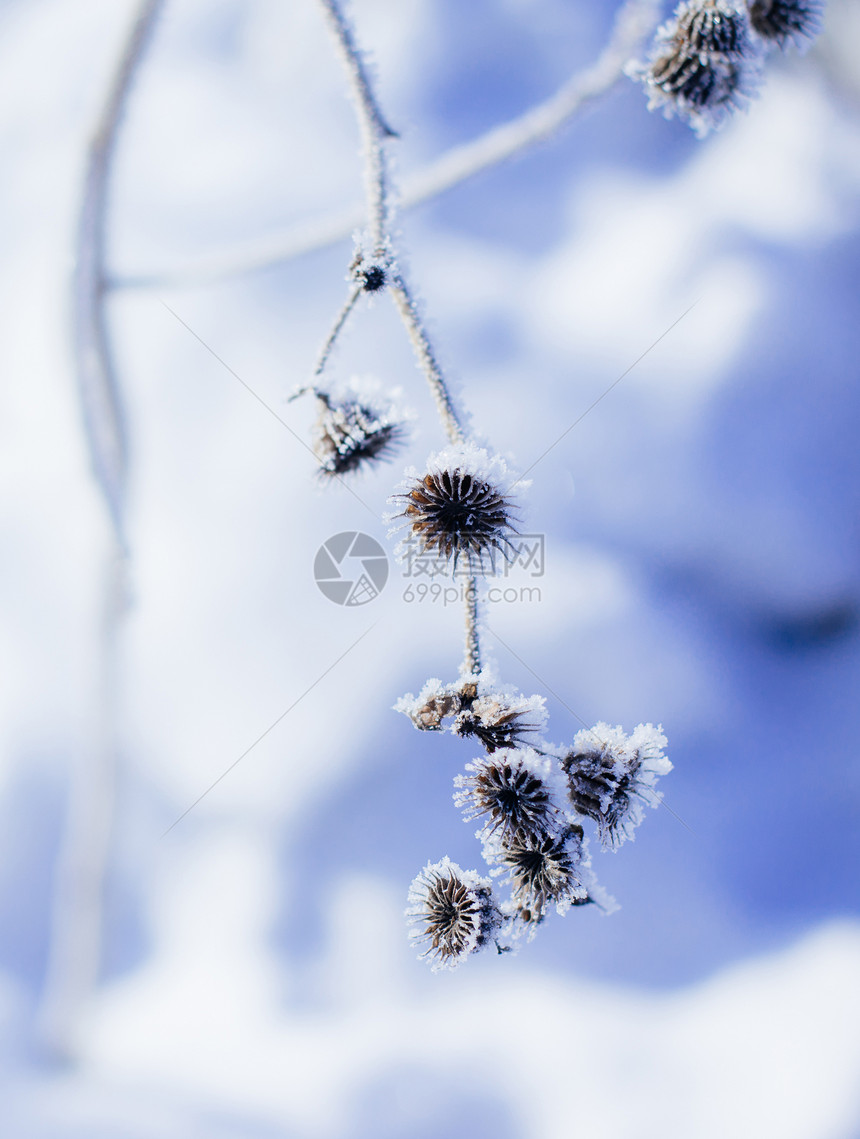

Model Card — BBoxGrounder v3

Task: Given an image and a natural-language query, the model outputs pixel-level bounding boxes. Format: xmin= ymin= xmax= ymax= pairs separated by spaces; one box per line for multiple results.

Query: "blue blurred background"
xmin=1 ymin=0 xmax=859 ymax=1135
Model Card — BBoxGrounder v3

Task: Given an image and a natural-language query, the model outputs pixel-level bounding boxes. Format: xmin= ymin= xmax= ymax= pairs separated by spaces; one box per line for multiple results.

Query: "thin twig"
xmin=389 ymin=274 xmax=465 ymax=446
xmin=109 ymin=0 xmax=659 ymax=291
xmin=39 ymin=0 xmax=164 ymax=1062
xmin=312 ymin=282 xmax=363 ymax=379
xmin=74 ymin=0 xmax=165 ymax=542
xmin=315 ymin=1 xmax=467 ymax=445
xmin=39 ymin=546 xmax=129 ymax=1062
xmin=319 ymin=0 xmax=483 ymax=683
xmin=316 ymin=0 xmax=397 ymax=253
xmin=463 ymin=577 xmax=482 ymax=675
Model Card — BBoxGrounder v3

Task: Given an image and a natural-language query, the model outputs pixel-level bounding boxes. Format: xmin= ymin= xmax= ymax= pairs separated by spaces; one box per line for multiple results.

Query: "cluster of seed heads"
xmin=400 ymin=677 xmax=539 ymax=752
xmin=279 ymin=0 xmax=824 ymax=973
xmin=631 ymin=0 xmax=825 ymax=136
xmin=402 ymin=667 xmax=671 ymax=968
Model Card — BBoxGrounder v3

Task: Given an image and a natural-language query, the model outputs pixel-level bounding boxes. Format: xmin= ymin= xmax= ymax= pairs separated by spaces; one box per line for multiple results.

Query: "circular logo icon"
xmin=314 ymin=531 xmax=389 ymax=606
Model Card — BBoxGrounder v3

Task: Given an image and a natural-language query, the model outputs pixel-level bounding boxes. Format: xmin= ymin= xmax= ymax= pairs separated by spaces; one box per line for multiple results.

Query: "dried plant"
xmin=629 ymin=0 xmax=825 ymax=136
xmin=59 ymin=0 xmax=828 ymax=1024
xmin=406 ymin=859 xmax=501 ymax=971
xmin=303 ymin=0 xmax=680 ymax=965
xmin=276 ymin=0 xmax=825 ymax=965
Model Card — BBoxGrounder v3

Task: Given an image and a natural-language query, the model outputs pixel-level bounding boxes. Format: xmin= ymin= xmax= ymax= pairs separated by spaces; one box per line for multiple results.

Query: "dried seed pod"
xmin=748 ymin=0 xmax=824 ymax=50
xmin=312 ymin=391 xmax=405 ymax=477
xmin=561 ymin=722 xmax=671 ymax=849
xmin=454 ymin=748 xmax=561 ymax=843
xmin=495 ymin=826 xmax=589 ymax=922
xmin=406 ymin=859 xmax=501 ymax=970
xmin=453 ymin=691 xmax=540 ymax=753
xmin=629 ymin=0 xmax=764 ymax=135
xmin=392 ymin=447 xmax=517 ymax=573
xmin=679 ymin=0 xmax=752 ymax=53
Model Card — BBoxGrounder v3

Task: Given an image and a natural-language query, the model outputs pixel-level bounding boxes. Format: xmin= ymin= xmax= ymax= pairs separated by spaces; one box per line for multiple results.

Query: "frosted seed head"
xmin=748 ymin=0 xmax=825 ymax=50
xmin=492 ymin=825 xmax=589 ymax=922
xmin=629 ymin=0 xmax=765 ymax=135
xmin=396 ymin=674 xmax=546 ymax=750
xmin=561 ymin=722 xmax=671 ymax=849
xmin=349 ymin=236 xmax=394 ymax=293
xmin=395 ymin=678 xmax=460 ymax=731
xmin=312 ymin=389 xmax=406 ymax=477
xmin=454 ymin=748 xmax=562 ymax=844
xmin=406 ymin=858 xmax=501 ymax=970
xmin=678 ymin=0 xmax=754 ymax=54
xmin=391 ymin=446 xmax=518 ymax=574
xmin=453 ymin=692 xmax=540 ymax=753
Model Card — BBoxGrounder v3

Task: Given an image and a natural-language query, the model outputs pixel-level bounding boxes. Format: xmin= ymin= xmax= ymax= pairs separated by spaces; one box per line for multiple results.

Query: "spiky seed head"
xmin=630 ymin=0 xmax=764 ymax=135
xmin=497 ymin=826 xmax=588 ymax=922
xmin=312 ymin=393 xmax=405 ymax=477
xmin=406 ymin=859 xmax=500 ymax=970
xmin=748 ymin=0 xmax=824 ymax=49
xmin=453 ymin=693 xmax=538 ymax=753
xmin=349 ymin=244 xmax=393 ymax=293
xmin=454 ymin=749 xmax=560 ymax=843
xmin=678 ymin=0 xmax=752 ymax=54
xmin=396 ymin=675 xmax=545 ymax=752
xmin=561 ymin=722 xmax=671 ymax=849
xmin=651 ymin=43 xmax=742 ymax=107
xmin=393 ymin=448 xmax=516 ymax=573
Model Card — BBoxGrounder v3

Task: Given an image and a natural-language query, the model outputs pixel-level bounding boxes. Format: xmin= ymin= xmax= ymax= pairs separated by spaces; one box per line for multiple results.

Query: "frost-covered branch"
xmin=308 ymin=0 xmax=676 ymax=967
xmin=316 ymin=0 xmax=397 ymax=253
xmin=310 ymin=282 xmax=363 ymax=380
xmin=39 ymin=0 xmax=164 ymax=1061
xmin=74 ymin=0 xmax=164 ymax=542
xmin=463 ymin=577 xmax=482 ymax=676
xmin=389 ymin=275 xmax=465 ymax=446
xmin=108 ymin=0 xmax=660 ymax=292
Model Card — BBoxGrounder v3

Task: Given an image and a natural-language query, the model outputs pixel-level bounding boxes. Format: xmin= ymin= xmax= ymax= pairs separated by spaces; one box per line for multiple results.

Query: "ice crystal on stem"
xmin=406 ymin=858 xmax=501 ymax=971
xmin=350 ymin=238 xmax=394 ymax=293
xmin=561 ymin=723 xmax=671 ymax=849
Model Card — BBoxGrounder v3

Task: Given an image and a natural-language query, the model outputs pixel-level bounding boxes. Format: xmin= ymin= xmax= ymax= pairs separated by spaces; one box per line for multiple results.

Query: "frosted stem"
xmin=316 ymin=0 xmax=397 ymax=253
xmin=312 ymin=282 xmax=363 ymax=379
xmin=390 ymin=275 xmax=465 ymax=446
xmin=463 ymin=577 xmax=482 ymax=676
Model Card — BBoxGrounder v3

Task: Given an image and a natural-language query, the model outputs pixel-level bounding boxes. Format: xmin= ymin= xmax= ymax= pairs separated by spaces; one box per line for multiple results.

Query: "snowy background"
xmin=2 ymin=0 xmax=860 ymax=1135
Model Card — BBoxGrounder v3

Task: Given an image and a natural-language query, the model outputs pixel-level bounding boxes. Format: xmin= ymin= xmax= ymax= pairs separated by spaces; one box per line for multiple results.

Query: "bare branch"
xmin=311 ymin=282 xmax=363 ymax=380
xmin=39 ymin=0 xmax=164 ymax=1063
xmin=74 ymin=0 xmax=165 ymax=543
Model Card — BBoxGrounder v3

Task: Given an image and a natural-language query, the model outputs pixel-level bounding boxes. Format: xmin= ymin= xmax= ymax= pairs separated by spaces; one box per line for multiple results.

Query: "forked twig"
xmin=109 ymin=0 xmax=660 ymax=291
